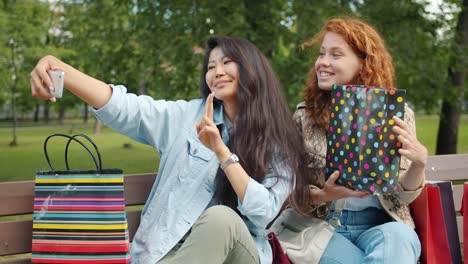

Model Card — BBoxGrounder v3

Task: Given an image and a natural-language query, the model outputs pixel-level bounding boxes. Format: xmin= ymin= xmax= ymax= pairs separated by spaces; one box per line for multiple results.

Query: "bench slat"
xmin=128 ymin=210 xmax=142 ymax=241
xmin=0 ymin=181 xmax=34 ymax=216
xmin=0 ymin=173 xmax=156 ymax=217
xmin=0 ymin=211 xmax=142 ymax=256
xmin=453 ymin=185 xmax=463 ymax=212
xmin=0 ymin=259 xmax=30 ymax=264
xmin=0 ymin=220 xmax=32 ymax=256
xmin=457 ymin=216 xmax=464 ymax=243
xmin=124 ymin=173 xmax=157 ymax=205
xmin=425 ymin=154 xmax=468 ymax=181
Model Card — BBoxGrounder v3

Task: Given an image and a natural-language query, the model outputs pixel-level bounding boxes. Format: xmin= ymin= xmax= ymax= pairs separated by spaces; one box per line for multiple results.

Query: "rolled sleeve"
xmin=93 ymin=84 xmax=189 ymax=154
xmin=93 ymin=84 xmax=126 ymax=123
xmin=396 ymin=183 xmax=424 ymax=205
xmin=237 ymin=160 xmax=292 ymax=229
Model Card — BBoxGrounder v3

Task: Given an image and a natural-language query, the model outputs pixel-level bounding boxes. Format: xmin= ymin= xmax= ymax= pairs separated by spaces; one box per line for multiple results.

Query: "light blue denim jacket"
xmin=93 ymin=85 xmax=293 ymax=264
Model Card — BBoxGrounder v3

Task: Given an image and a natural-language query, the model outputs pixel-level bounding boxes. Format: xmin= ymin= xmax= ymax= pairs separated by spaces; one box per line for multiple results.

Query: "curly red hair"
xmin=303 ymin=17 xmax=395 ymax=130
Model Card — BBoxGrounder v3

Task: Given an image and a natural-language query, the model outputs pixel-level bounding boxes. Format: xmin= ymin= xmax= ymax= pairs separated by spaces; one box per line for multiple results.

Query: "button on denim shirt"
xmin=93 ymin=85 xmax=293 ymax=264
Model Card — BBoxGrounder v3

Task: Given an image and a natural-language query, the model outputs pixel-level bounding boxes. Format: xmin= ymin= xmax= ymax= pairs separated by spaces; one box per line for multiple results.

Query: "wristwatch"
xmin=220 ymin=153 xmax=239 ymax=170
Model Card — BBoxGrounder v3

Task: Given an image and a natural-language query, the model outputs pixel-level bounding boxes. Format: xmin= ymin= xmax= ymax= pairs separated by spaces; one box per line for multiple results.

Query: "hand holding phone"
xmin=48 ymin=70 xmax=64 ymax=98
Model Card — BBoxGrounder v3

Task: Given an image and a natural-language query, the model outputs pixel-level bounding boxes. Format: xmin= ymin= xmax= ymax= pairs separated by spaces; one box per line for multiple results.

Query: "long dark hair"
xmin=200 ymin=36 xmax=311 ymax=213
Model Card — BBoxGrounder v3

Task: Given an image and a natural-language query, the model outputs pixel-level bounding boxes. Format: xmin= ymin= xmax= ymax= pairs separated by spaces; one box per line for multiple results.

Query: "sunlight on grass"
xmin=0 ymin=125 xmax=158 ymax=182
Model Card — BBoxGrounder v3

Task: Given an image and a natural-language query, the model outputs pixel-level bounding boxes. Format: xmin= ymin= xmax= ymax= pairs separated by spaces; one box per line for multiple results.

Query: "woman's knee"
xmin=202 ymin=205 xmax=238 ymax=220
xmin=366 ymin=222 xmax=421 ymax=256
xmin=320 ymin=233 xmax=365 ymax=264
xmin=198 ymin=205 xmax=241 ymax=230
xmin=381 ymin=222 xmax=420 ymax=246
xmin=194 ymin=205 xmax=255 ymax=253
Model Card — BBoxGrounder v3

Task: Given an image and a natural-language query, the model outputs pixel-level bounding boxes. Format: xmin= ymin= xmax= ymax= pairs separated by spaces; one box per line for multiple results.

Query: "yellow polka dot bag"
xmin=325 ymin=84 xmax=406 ymax=194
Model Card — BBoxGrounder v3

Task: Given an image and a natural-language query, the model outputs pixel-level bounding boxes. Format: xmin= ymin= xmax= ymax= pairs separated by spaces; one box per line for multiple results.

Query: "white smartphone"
xmin=48 ymin=70 xmax=65 ymax=98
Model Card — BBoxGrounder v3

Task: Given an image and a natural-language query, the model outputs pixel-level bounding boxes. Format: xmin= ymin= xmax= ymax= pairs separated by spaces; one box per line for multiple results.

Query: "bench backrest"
xmin=0 ymin=154 xmax=467 ymax=263
xmin=424 ymin=154 xmax=468 ymax=244
xmin=0 ymin=173 xmax=156 ymax=264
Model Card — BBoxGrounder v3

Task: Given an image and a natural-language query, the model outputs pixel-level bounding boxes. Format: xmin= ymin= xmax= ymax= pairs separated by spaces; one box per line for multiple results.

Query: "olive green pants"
xmin=158 ymin=205 xmax=260 ymax=264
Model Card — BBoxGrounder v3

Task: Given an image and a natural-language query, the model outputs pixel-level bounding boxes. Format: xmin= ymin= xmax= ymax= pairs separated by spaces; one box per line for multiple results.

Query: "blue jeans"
xmin=319 ymin=207 xmax=421 ymax=264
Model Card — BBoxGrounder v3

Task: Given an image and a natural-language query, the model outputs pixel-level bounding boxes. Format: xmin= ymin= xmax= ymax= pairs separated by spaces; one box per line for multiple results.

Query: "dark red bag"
xmin=410 ymin=184 xmax=452 ymax=264
xmin=431 ymin=181 xmax=462 ymax=263
xmin=462 ymin=183 xmax=468 ymax=263
xmin=267 ymin=232 xmax=291 ymax=264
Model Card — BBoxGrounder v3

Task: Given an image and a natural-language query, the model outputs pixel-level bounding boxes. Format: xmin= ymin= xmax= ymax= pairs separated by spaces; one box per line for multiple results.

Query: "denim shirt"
xmin=93 ymin=85 xmax=293 ymax=264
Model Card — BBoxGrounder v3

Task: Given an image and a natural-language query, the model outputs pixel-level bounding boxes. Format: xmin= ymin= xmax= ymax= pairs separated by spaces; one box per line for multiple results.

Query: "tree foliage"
xmin=0 ymin=0 xmax=465 ymax=149
xmin=437 ymin=0 xmax=467 ymax=154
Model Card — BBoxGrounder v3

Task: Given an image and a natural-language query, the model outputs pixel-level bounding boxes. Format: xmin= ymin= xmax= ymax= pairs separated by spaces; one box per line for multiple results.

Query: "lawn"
xmin=415 ymin=114 xmax=468 ymax=154
xmin=0 ymin=114 xmax=467 ymax=182
xmin=0 ymin=123 xmax=158 ymax=182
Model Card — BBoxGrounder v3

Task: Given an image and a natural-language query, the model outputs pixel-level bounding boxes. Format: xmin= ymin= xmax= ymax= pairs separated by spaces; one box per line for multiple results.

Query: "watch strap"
xmin=221 ymin=153 xmax=239 ymax=170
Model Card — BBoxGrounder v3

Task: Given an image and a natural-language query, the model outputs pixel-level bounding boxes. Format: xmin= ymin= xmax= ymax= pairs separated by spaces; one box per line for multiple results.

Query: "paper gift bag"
xmin=410 ymin=184 xmax=452 ymax=264
xmin=427 ymin=181 xmax=462 ymax=263
xmin=32 ymin=134 xmax=131 ymax=264
xmin=267 ymin=232 xmax=291 ymax=264
xmin=326 ymin=84 xmax=406 ymax=194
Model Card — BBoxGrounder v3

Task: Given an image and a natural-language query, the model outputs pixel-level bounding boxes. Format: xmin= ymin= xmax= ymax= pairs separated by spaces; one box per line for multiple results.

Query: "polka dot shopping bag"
xmin=325 ymin=84 xmax=406 ymax=195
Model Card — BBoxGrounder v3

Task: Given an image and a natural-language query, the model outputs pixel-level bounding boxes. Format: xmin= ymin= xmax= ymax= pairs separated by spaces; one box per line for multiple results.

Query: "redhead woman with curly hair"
xmin=285 ymin=17 xmax=427 ymax=263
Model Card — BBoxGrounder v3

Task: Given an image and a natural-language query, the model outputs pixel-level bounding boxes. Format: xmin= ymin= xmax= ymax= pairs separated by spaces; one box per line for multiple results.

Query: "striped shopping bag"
xmin=32 ymin=134 xmax=131 ymax=264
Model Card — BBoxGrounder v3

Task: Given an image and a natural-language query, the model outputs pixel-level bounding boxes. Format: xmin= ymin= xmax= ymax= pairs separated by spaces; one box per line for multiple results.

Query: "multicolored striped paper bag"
xmin=32 ymin=134 xmax=131 ymax=263
xmin=325 ymin=85 xmax=406 ymax=195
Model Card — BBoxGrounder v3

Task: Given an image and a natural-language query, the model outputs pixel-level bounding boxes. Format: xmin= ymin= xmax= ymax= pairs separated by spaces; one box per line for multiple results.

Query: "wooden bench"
xmin=0 ymin=173 xmax=156 ymax=264
xmin=0 ymin=154 xmax=467 ymax=263
xmin=424 ymin=154 xmax=468 ymax=245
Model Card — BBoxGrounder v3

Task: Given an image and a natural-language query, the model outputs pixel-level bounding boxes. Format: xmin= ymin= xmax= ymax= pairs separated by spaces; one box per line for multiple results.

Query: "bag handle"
xmin=64 ymin=133 xmax=103 ymax=171
xmin=43 ymin=133 xmax=100 ymax=172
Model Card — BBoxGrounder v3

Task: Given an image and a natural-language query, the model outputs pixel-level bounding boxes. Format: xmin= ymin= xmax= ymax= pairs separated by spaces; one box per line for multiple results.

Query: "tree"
xmin=59 ymin=0 xmax=136 ymax=132
xmin=0 ymin=0 xmax=458 ymax=141
xmin=0 ymin=0 xmax=51 ymax=145
xmin=277 ymin=0 xmax=355 ymax=108
xmin=436 ymin=0 xmax=467 ymax=154
xmin=7 ymin=37 xmax=18 ymax=146
xmin=356 ymin=0 xmax=449 ymax=111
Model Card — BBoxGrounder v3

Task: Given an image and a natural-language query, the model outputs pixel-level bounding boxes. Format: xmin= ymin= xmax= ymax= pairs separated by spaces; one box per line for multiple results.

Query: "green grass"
xmin=415 ymin=114 xmax=468 ymax=154
xmin=0 ymin=114 xmax=467 ymax=182
xmin=0 ymin=124 xmax=158 ymax=182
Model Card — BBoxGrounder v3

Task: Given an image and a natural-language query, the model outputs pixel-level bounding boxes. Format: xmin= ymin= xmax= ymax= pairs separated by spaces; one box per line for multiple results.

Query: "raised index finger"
xmin=204 ymin=93 xmax=214 ymax=120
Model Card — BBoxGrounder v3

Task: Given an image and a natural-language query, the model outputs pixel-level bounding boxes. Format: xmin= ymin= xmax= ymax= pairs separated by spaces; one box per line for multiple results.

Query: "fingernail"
xmin=49 ymin=86 xmax=54 ymax=92
xmin=50 ymin=97 xmax=56 ymax=102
